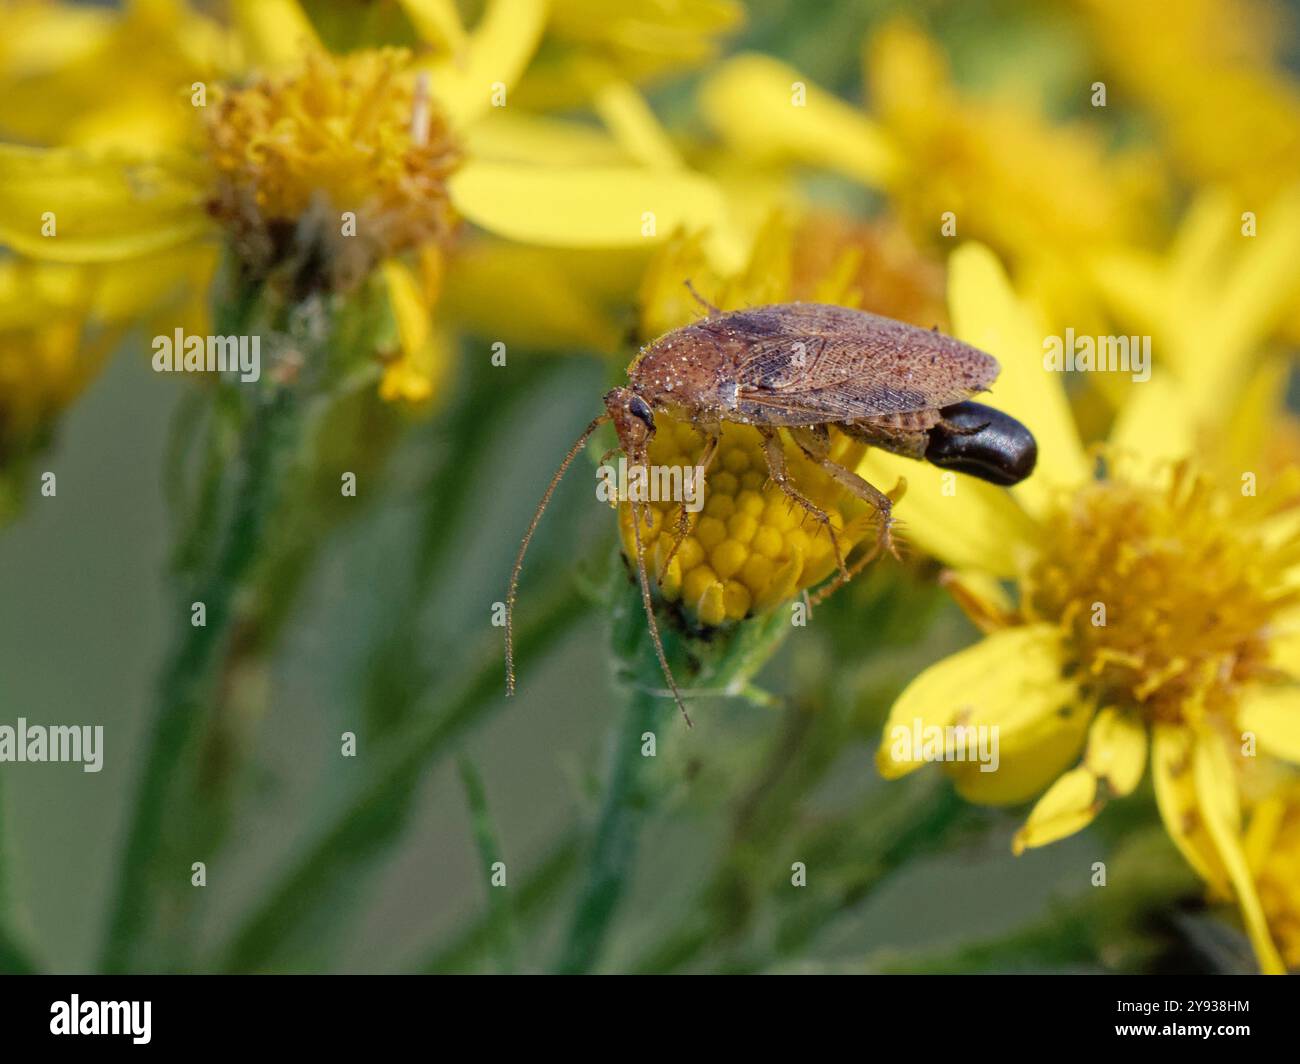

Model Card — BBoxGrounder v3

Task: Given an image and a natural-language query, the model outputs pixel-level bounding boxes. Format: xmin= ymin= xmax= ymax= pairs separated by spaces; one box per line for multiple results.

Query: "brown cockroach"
xmin=506 ymin=289 xmax=1037 ymax=725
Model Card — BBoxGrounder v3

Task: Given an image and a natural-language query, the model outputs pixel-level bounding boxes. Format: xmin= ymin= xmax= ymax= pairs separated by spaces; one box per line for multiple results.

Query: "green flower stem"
xmin=416 ymin=830 xmax=581 ymax=973
xmin=557 ymin=570 xmax=793 ymax=974
xmin=556 ymin=683 xmax=665 ymax=974
xmin=755 ymin=777 xmax=970 ymax=968
xmin=216 ymin=578 xmax=590 ymax=972
xmin=101 ymin=383 xmax=301 ymax=972
xmin=875 ymin=912 xmax=1097 ymax=974
xmin=362 ymin=357 xmax=550 ymax=737
xmin=456 ymin=757 xmax=517 ymax=973
xmin=631 ymin=734 xmax=970 ymax=973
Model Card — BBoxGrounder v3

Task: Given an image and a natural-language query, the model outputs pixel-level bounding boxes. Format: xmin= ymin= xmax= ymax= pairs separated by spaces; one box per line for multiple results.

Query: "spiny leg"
xmin=757 ymin=426 xmax=850 ymax=583
xmin=790 ymin=426 xmax=905 ymax=564
xmin=808 ymin=535 xmax=887 ymax=607
xmin=657 ymin=428 xmax=720 ymax=587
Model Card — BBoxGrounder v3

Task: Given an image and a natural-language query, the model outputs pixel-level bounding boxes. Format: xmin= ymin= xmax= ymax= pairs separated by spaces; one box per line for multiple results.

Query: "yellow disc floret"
xmin=1023 ymin=460 xmax=1300 ymax=727
xmin=204 ymin=48 xmax=460 ymax=285
xmin=617 ymin=417 xmax=879 ymax=627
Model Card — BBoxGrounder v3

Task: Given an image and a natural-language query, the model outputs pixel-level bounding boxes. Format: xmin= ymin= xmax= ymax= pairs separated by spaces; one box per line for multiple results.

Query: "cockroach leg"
xmin=790 ymin=426 xmax=904 ymax=561
xmin=807 ymin=536 xmax=886 ymax=607
xmin=684 ymin=279 xmax=722 ymax=318
xmin=628 ymin=492 xmax=693 ymax=726
xmin=757 ymin=426 xmax=850 ymax=583
xmin=656 ymin=427 xmax=720 ymax=587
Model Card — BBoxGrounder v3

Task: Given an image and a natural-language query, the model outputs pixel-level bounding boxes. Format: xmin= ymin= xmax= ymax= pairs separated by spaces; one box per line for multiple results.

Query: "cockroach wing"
xmin=726 ymin=304 xmax=999 ymax=426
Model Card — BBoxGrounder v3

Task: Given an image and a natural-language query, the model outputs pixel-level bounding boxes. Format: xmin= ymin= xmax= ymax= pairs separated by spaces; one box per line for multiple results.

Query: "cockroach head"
xmin=604 ymin=386 xmax=656 ymax=456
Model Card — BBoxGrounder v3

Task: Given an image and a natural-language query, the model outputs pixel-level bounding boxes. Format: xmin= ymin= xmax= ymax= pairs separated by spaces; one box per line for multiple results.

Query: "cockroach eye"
xmin=628 ymin=394 xmax=655 ymax=432
xmin=924 ymin=402 xmax=1038 ymax=486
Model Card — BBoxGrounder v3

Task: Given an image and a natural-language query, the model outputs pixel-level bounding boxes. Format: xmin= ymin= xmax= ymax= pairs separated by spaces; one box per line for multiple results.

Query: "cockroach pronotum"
xmin=506 ymin=287 xmax=1038 ymax=725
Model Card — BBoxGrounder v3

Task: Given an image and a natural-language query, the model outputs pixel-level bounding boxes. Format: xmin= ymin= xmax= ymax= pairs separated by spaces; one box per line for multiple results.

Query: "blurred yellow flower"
xmin=513 ymin=0 xmax=744 ymax=111
xmin=698 ymin=18 xmax=1161 ymax=327
xmin=1090 ymin=183 xmax=1300 ymax=418
xmin=205 ymin=47 xmax=461 ymax=289
xmin=0 ymin=239 xmax=218 ymax=495
xmin=0 ymin=260 xmax=112 ymax=465
xmin=0 ymin=1 xmax=737 ymax=407
xmin=1076 ymin=0 xmax=1300 ymax=204
xmin=639 ymin=211 xmax=945 ymax=339
xmin=0 ymin=0 xmax=237 ymax=150
xmin=872 ymin=243 xmax=1300 ymax=974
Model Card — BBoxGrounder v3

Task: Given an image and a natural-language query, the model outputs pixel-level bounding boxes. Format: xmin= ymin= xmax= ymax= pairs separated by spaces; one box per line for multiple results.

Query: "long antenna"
xmin=629 ymin=497 xmax=693 ymax=727
xmin=506 ymin=413 xmax=610 ymax=697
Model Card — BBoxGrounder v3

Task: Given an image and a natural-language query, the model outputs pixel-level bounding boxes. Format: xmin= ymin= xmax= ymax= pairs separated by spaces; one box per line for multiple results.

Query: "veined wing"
xmin=723 ymin=304 xmax=998 ymax=425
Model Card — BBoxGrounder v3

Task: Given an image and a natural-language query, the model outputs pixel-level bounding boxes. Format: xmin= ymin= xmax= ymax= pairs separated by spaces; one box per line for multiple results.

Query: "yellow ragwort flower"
xmin=513 ymin=0 xmax=744 ymax=111
xmin=203 ymin=47 xmax=461 ymax=288
xmin=697 ymin=17 xmax=1161 ymax=328
xmin=1090 ymin=183 xmax=1300 ymax=418
xmin=0 ymin=0 xmax=237 ymax=151
xmin=616 ymin=420 xmax=877 ymax=627
xmin=872 ymin=243 xmax=1300 ymax=973
xmin=1076 ymin=0 xmax=1300 ymax=205
xmin=616 ymin=210 xmax=943 ymax=625
xmin=0 ymin=0 xmax=737 ymax=405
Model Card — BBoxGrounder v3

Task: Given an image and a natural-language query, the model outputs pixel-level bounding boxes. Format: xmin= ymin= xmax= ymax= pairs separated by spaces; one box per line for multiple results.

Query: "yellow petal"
xmin=1222 ymin=356 xmax=1291 ymax=471
xmin=1185 ymin=184 xmax=1300 ymax=419
xmin=877 ymin=623 xmax=1082 ymax=805
xmin=1085 ymin=707 xmax=1148 ymax=796
xmin=440 ymin=240 xmax=632 ymax=352
xmin=377 ymin=256 xmax=452 ymax=405
xmin=699 ymin=53 xmax=902 ymax=187
xmin=947 ymin=243 xmax=1088 ymax=518
xmin=948 ymin=695 xmax=1093 ymax=807
xmin=93 ymin=243 xmax=218 ymax=337
xmin=397 ymin=0 xmax=468 ymax=55
xmin=1243 ymin=793 xmax=1287 ymax=875
xmin=421 ymin=0 xmax=548 ymax=129
xmin=463 ymin=111 xmax=630 ymax=167
xmin=1269 ymin=609 xmax=1300 ymax=678
xmin=1012 ymin=767 xmax=1101 ymax=854
xmin=591 ymin=78 xmax=684 ymax=170
xmin=0 ymin=145 xmax=209 ymax=262
xmin=231 ymin=0 xmax=320 ymax=71
xmin=1086 ymin=249 xmax=1166 ymax=342
xmin=0 ymin=1 xmax=112 ymax=77
xmin=448 ymin=159 xmax=743 ymax=272
xmin=382 ymin=258 xmax=430 ymax=356
xmin=1152 ymin=723 xmax=1229 ymax=891
xmin=380 ymin=324 xmax=454 ymax=405
xmin=751 ymin=553 xmax=801 ymax=612
xmin=696 ymin=579 xmax=727 ymax=627
xmin=938 ymin=568 xmax=1015 ymax=633
xmin=1239 ymin=686 xmax=1300 ymax=765
xmin=857 ymin=450 xmax=1038 ymax=577
xmin=1106 ymin=375 xmax=1196 ymax=487
xmin=1192 ymin=730 xmax=1286 ymax=975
